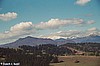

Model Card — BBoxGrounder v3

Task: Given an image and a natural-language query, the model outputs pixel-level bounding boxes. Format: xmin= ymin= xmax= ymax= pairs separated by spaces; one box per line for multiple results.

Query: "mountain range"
xmin=0 ymin=35 xmax=100 ymax=48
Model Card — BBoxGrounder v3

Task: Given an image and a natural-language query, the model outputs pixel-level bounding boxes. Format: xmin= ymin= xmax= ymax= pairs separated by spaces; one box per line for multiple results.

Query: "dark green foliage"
xmin=0 ymin=46 xmax=53 ymax=66
xmin=0 ymin=43 xmax=99 ymax=66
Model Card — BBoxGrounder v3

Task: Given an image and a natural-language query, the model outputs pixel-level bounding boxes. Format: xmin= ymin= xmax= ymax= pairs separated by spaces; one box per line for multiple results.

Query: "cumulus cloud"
xmin=35 ymin=18 xmax=85 ymax=30
xmin=0 ymin=22 xmax=36 ymax=44
xmin=9 ymin=22 xmax=36 ymax=37
xmin=35 ymin=18 xmax=95 ymax=30
xmin=76 ymin=0 xmax=91 ymax=5
xmin=0 ymin=12 xmax=17 ymax=21
xmin=10 ymin=22 xmax=33 ymax=31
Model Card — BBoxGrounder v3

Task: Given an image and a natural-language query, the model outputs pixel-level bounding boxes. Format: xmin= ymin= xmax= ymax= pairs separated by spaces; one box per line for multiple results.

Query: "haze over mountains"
xmin=0 ymin=35 xmax=100 ymax=48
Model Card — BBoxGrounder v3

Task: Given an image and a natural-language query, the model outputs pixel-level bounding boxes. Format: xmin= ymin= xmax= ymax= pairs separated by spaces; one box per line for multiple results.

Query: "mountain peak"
xmin=26 ymin=36 xmax=33 ymax=38
xmin=0 ymin=35 xmax=100 ymax=48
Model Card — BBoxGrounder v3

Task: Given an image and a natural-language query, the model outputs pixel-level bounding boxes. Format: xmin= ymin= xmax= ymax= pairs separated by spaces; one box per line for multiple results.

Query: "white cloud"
xmin=76 ymin=0 xmax=91 ymax=5
xmin=88 ymin=27 xmax=97 ymax=31
xmin=9 ymin=22 xmax=36 ymax=37
xmin=10 ymin=22 xmax=33 ymax=31
xmin=0 ymin=12 xmax=17 ymax=21
xmin=0 ymin=22 xmax=36 ymax=44
xmin=35 ymin=18 xmax=84 ymax=29
xmin=87 ymin=27 xmax=100 ymax=35
xmin=40 ymin=30 xmax=82 ymax=39
xmin=10 ymin=22 xmax=36 ymax=35
xmin=40 ymin=27 xmax=100 ymax=39
xmin=87 ymin=20 xmax=95 ymax=24
xmin=35 ymin=18 xmax=95 ymax=30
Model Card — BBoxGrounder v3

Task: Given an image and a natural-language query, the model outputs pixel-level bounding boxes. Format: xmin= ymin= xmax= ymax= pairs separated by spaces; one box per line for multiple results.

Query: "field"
xmin=50 ymin=56 xmax=100 ymax=66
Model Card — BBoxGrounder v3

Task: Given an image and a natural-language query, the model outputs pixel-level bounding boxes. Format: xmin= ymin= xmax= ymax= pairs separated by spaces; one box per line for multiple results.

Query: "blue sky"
xmin=0 ymin=0 xmax=100 ymax=44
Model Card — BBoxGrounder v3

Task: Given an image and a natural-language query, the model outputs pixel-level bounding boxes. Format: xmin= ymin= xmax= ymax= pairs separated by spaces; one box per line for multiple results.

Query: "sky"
xmin=0 ymin=0 xmax=100 ymax=44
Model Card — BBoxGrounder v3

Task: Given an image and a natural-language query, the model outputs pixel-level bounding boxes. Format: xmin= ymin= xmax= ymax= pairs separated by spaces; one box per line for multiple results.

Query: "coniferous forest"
xmin=0 ymin=43 xmax=100 ymax=66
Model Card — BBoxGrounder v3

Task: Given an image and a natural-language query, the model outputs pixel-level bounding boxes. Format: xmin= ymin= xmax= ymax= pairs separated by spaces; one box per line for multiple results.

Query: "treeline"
xmin=0 ymin=44 xmax=72 ymax=66
xmin=61 ymin=43 xmax=100 ymax=56
xmin=19 ymin=44 xmax=72 ymax=56
xmin=0 ymin=45 xmax=54 ymax=66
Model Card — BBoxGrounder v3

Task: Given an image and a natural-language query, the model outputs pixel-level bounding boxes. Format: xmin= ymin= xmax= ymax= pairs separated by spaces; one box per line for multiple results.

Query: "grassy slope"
xmin=50 ymin=56 xmax=100 ymax=66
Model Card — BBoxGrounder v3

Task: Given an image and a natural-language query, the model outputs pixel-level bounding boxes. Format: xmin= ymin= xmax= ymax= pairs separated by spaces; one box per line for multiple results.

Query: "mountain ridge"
xmin=0 ymin=35 xmax=100 ymax=48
